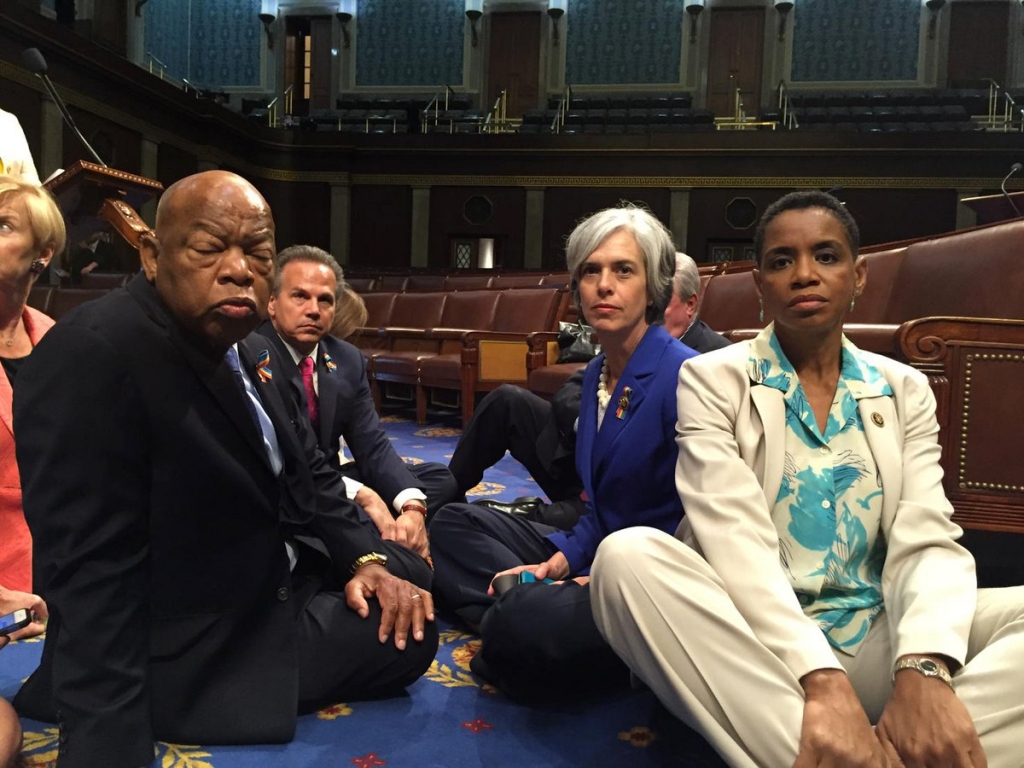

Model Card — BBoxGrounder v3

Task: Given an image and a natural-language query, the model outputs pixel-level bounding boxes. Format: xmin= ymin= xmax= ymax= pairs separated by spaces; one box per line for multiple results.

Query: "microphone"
xmin=21 ymin=47 xmax=107 ymax=168
xmin=1000 ymin=162 xmax=1022 ymax=219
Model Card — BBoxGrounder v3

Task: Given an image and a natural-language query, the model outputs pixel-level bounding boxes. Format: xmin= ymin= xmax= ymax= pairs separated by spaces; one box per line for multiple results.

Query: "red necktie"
xmin=299 ymin=355 xmax=319 ymax=431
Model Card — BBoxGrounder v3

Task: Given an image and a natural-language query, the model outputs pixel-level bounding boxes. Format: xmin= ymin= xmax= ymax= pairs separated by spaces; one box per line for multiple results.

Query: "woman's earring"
xmin=30 ymin=259 xmax=46 ymax=276
xmin=758 ymin=297 xmax=764 ymax=324
xmin=850 ymin=292 xmax=859 ymax=312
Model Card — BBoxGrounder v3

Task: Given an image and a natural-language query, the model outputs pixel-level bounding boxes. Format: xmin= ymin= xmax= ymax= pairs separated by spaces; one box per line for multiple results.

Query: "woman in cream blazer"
xmin=592 ymin=190 xmax=1024 ymax=768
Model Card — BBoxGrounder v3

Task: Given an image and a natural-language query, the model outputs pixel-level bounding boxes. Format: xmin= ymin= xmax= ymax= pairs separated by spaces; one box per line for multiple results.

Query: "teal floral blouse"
xmin=748 ymin=326 xmax=894 ymax=655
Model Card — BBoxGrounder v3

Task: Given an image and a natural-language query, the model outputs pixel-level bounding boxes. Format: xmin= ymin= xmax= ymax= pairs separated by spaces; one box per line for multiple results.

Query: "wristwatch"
xmin=350 ymin=552 xmax=388 ymax=574
xmin=891 ymin=657 xmax=955 ymax=689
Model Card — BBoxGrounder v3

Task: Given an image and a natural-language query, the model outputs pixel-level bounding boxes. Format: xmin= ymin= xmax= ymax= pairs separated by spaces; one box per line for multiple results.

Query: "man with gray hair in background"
xmin=661 ymin=252 xmax=729 ymax=353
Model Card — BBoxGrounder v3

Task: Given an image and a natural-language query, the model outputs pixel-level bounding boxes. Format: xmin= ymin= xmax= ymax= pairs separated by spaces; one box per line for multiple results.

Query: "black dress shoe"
xmin=472 ymin=497 xmax=545 ymax=520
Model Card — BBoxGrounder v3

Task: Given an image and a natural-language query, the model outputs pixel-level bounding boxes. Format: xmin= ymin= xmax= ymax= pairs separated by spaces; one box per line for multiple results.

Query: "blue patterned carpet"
xmin=2 ymin=407 xmax=725 ymax=767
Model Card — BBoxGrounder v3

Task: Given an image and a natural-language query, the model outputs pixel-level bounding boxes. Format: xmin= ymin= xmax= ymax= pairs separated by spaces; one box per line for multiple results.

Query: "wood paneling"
xmin=349 ymin=185 xmax=412 ymax=271
xmin=256 ymin=179 xmax=332 ymax=255
xmin=310 ymin=17 xmax=333 ymax=112
xmin=708 ymin=8 xmax=764 ymax=118
xmin=948 ymin=2 xmax=1010 ymax=87
xmin=487 ymin=12 xmax=542 ymax=117
xmin=156 ymin=142 xmax=198 ymax=190
xmin=543 ymin=189 xmax=671 ymax=271
xmin=428 ymin=186 xmax=527 ymax=270
xmin=63 ymin=106 xmax=141 ymax=173
xmin=686 ymin=188 xmax=959 ymax=264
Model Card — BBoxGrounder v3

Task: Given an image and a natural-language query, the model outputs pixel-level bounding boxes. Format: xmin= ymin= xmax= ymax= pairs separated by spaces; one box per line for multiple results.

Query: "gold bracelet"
xmin=350 ymin=552 xmax=388 ymax=574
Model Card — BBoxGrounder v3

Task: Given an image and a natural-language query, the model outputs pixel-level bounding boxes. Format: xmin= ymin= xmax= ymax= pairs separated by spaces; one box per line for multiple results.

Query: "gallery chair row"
xmin=347 ymin=273 xmax=569 ymax=293
xmin=354 ymin=288 xmax=570 ymax=427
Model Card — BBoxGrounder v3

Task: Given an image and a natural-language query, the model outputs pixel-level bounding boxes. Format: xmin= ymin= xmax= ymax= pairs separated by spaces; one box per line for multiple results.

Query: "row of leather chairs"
xmin=347 ymin=273 xmax=569 ymax=293
xmin=354 ymin=287 xmax=571 ymax=426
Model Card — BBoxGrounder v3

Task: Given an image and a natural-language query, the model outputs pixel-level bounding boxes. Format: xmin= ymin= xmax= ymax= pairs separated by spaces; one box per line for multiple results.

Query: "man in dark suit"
xmin=661 ymin=252 xmax=731 ymax=354
xmin=13 ymin=171 xmax=437 ymax=767
xmin=256 ymin=245 xmax=459 ymax=556
xmin=449 ymin=251 xmax=728 ymax=528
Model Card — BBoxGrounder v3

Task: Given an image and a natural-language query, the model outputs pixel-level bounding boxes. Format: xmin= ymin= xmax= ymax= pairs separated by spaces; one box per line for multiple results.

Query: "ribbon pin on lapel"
xmin=256 ymin=350 xmax=273 ymax=383
xmin=324 ymin=352 xmax=337 ymax=372
xmin=615 ymin=387 xmax=633 ymax=420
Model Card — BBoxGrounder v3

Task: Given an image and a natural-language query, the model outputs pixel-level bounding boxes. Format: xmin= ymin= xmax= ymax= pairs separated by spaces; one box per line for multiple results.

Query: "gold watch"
xmin=892 ymin=657 xmax=955 ymax=689
xmin=350 ymin=552 xmax=388 ymax=574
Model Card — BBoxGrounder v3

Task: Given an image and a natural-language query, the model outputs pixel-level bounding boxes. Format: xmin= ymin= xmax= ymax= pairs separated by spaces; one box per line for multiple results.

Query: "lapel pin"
xmin=324 ymin=352 xmax=337 ymax=372
xmin=256 ymin=350 xmax=273 ymax=383
xmin=871 ymin=412 xmax=884 ymax=427
xmin=616 ymin=387 xmax=633 ymax=420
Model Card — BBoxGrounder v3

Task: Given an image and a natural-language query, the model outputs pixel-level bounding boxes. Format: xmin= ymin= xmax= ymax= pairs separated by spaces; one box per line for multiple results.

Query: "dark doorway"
xmin=707 ymin=7 xmax=765 ymax=119
xmin=285 ymin=15 xmax=332 ymax=115
xmin=948 ymin=2 xmax=1009 ymax=87
xmin=486 ymin=12 xmax=542 ymax=119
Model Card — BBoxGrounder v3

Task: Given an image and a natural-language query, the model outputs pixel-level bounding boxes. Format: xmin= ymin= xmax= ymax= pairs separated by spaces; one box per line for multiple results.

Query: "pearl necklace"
xmin=597 ymin=359 xmax=611 ymax=411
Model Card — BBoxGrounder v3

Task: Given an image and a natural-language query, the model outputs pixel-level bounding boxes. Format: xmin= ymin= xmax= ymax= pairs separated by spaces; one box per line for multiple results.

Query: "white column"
xmin=956 ymin=189 xmax=983 ymax=231
xmin=39 ymin=97 xmax=64 ymax=181
xmin=330 ymin=182 xmax=351 ymax=265
xmin=670 ymin=188 xmax=692 ymax=254
xmin=139 ymin=137 xmax=159 ymax=227
xmin=410 ymin=186 xmax=431 ymax=268
xmin=524 ymin=187 xmax=545 ymax=269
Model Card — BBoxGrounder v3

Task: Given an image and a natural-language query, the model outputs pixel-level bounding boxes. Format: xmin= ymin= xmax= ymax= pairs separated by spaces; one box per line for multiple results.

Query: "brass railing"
xmin=974 ymin=79 xmax=1024 ymax=132
xmin=776 ymin=79 xmax=799 ymax=129
xmin=714 ymin=85 xmax=778 ymax=131
xmin=552 ymin=84 xmax=572 ymax=133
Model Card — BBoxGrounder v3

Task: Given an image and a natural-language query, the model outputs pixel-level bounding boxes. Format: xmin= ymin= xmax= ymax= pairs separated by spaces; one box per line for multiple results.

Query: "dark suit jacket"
xmin=547 ymin=325 xmax=697 ymax=574
xmin=13 ymin=275 xmax=384 ymax=767
xmin=256 ymin=321 xmax=421 ymax=505
xmin=679 ymin=317 xmax=731 ymax=354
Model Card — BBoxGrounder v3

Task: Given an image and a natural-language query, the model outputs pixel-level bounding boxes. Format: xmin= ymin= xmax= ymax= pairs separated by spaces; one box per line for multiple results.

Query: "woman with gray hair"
xmin=429 ymin=203 xmax=696 ymax=700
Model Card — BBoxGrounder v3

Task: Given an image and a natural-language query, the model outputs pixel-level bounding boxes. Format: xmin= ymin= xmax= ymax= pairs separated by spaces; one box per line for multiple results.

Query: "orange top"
xmin=1 ymin=305 xmax=55 ymax=592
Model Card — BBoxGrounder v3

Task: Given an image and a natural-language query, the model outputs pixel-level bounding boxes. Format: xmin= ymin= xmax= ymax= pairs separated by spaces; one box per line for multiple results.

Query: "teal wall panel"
xmin=356 ymin=0 xmax=464 ymax=88
xmin=565 ymin=0 xmax=683 ymax=86
xmin=791 ymin=0 xmax=920 ymax=82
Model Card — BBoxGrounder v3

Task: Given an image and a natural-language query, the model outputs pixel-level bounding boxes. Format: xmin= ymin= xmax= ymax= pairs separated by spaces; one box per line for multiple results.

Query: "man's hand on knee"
xmin=345 ymin=564 xmax=434 ymax=650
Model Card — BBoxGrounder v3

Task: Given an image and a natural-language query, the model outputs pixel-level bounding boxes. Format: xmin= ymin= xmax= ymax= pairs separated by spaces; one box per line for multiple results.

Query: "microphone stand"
xmin=1000 ymin=163 xmax=1022 ymax=219
xmin=22 ymin=48 xmax=107 ymax=167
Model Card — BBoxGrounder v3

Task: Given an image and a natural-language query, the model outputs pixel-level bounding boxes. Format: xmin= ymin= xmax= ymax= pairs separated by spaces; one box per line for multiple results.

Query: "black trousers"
xmin=429 ymin=503 xmax=629 ymax=701
xmin=448 ymin=385 xmax=584 ymax=529
xmin=294 ymin=539 xmax=438 ymax=712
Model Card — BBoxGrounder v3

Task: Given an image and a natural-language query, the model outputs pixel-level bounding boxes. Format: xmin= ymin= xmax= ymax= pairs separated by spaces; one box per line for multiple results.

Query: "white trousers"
xmin=591 ymin=527 xmax=1024 ymax=768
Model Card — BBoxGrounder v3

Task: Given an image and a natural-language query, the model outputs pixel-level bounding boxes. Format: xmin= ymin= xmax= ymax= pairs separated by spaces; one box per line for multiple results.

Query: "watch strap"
xmin=891 ymin=657 xmax=955 ymax=689
xmin=350 ymin=551 xmax=388 ymax=574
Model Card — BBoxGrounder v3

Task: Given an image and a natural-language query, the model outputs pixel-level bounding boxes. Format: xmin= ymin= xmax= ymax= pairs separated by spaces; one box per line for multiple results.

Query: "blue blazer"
xmin=547 ymin=324 xmax=696 ymax=574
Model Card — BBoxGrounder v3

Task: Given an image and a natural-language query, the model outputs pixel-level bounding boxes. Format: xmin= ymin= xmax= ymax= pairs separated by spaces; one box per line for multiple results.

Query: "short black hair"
xmin=753 ymin=190 xmax=860 ymax=266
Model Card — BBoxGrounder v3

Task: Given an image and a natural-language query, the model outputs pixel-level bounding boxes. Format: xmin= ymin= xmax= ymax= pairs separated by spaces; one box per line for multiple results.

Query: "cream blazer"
xmin=0 ymin=109 xmax=40 ymax=185
xmin=674 ymin=340 xmax=976 ymax=682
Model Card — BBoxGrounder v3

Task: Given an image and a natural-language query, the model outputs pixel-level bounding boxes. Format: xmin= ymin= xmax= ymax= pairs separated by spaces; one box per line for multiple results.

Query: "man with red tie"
xmin=258 ymin=245 xmax=459 ymax=558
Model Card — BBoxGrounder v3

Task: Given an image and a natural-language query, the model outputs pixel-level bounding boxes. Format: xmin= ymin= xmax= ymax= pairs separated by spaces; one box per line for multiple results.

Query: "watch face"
xmin=919 ymin=659 xmax=939 ymax=673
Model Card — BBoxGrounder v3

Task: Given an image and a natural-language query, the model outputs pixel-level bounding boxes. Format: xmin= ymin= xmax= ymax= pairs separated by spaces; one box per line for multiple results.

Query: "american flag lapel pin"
xmin=256 ymin=350 xmax=273 ymax=382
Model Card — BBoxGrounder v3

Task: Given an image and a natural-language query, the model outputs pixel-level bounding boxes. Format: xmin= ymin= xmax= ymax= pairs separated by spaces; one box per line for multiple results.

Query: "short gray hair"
xmin=274 ymin=244 xmax=345 ymax=301
xmin=564 ymin=203 xmax=676 ymax=324
xmin=673 ymin=252 xmax=700 ymax=301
